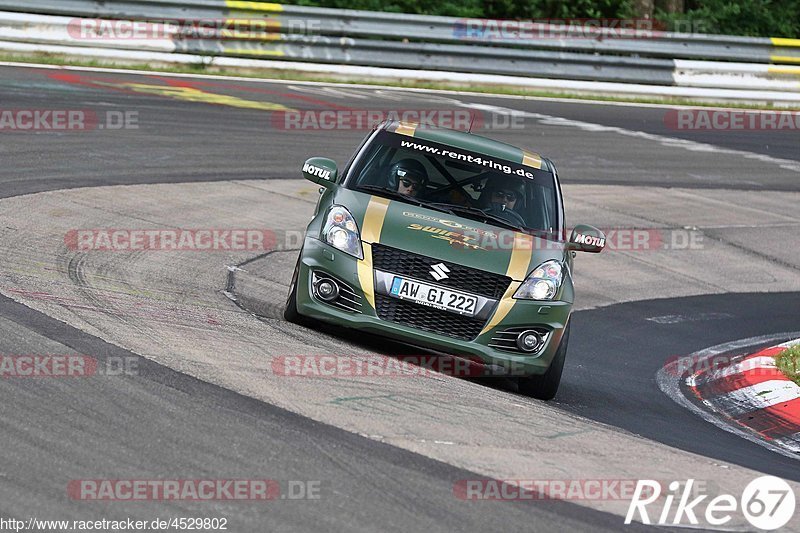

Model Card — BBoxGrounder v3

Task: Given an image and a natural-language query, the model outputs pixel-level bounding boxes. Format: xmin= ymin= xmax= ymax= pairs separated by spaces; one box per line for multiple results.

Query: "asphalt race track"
xmin=1 ymin=63 xmax=799 ymax=531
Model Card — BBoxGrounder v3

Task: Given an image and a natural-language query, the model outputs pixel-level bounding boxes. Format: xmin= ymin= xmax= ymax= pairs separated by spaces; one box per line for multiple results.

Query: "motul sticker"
xmin=574 ymin=234 xmax=605 ymax=247
xmin=303 ymin=162 xmax=331 ymax=180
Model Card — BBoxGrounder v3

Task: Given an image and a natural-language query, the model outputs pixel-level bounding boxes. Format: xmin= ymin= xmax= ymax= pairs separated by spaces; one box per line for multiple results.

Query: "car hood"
xmin=338 ymin=189 xmax=564 ymax=281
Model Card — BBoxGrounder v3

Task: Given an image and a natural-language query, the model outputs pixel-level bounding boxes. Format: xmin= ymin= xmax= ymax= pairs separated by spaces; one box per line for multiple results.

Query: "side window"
xmin=529 ymin=183 xmax=556 ymax=231
xmin=341 ymin=129 xmax=379 ymax=181
xmin=355 ymin=145 xmax=394 ymax=187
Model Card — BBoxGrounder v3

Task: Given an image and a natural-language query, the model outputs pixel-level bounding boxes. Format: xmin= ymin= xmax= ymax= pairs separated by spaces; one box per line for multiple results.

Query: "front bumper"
xmin=294 ymin=237 xmax=571 ymax=376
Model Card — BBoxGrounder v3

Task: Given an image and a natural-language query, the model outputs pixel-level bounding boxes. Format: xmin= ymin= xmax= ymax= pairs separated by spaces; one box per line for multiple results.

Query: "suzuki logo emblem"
xmin=429 ymin=263 xmax=450 ymax=281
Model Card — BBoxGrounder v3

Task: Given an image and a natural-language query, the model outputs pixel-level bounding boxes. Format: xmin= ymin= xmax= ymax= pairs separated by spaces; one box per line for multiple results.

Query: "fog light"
xmin=516 ymin=330 xmax=542 ymax=353
xmin=316 ymin=279 xmax=339 ymax=302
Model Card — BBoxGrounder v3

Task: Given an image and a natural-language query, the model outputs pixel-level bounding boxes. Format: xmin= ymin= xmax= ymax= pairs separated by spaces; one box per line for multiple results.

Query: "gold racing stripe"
xmin=522 ymin=151 xmax=543 ymax=170
xmin=357 ymin=197 xmax=390 ymax=309
xmin=479 ymin=233 xmax=533 ymax=336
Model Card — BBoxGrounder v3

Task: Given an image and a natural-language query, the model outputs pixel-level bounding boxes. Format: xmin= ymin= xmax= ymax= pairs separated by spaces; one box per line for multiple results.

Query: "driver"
xmin=481 ymin=176 xmax=525 ymax=213
xmin=389 ymin=158 xmax=428 ymax=197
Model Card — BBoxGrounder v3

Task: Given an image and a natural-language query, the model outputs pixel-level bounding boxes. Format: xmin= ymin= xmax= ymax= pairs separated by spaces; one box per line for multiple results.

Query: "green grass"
xmin=3 ymin=51 xmax=799 ymax=111
xmin=775 ymin=345 xmax=800 ymax=386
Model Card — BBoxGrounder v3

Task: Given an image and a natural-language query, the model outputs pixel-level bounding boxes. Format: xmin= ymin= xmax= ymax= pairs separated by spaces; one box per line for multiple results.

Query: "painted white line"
xmin=709 ymin=379 xmax=800 ymax=417
xmin=657 ymin=332 xmax=800 ymax=460
xmin=646 ymin=312 xmax=733 ymax=325
xmin=287 ymin=85 xmax=371 ymax=100
xmin=370 ymin=90 xmax=414 ymax=101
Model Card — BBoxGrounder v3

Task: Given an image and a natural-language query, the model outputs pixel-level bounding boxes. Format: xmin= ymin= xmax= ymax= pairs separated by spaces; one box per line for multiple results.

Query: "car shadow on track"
xmin=279 ymin=312 xmax=525 ymax=395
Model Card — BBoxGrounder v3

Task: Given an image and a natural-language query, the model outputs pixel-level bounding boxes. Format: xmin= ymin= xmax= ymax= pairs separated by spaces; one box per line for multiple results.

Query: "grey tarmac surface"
xmin=0 ymin=294 xmax=643 ymax=532
xmin=0 ymin=63 xmax=798 ymax=530
xmin=0 ymin=64 xmax=798 ymax=199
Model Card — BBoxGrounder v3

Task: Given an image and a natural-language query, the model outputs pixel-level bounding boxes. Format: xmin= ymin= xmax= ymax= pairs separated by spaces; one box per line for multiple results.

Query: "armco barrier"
xmin=0 ymin=1 xmax=797 ymax=101
xmin=1 ymin=0 xmax=798 ymax=64
xmin=0 ymin=12 xmax=677 ymax=84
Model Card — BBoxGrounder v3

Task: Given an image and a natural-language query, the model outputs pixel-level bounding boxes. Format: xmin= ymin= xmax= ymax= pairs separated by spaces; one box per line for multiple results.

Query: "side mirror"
xmin=567 ymin=224 xmax=606 ymax=253
xmin=302 ymin=157 xmax=338 ymax=186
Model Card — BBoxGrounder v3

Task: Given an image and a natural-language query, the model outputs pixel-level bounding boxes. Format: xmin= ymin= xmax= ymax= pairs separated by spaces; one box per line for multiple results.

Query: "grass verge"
xmin=2 ymin=51 xmax=799 ymax=111
xmin=775 ymin=345 xmax=800 ymax=386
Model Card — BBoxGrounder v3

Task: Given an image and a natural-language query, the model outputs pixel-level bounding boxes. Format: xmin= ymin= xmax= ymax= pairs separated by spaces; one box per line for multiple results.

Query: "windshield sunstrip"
xmin=378 ymin=131 xmax=548 ymax=180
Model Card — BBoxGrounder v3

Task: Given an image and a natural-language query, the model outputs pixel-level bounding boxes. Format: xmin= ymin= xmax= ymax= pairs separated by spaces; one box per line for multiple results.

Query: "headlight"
xmin=514 ymin=260 xmax=563 ymax=300
xmin=322 ymin=206 xmax=363 ymax=259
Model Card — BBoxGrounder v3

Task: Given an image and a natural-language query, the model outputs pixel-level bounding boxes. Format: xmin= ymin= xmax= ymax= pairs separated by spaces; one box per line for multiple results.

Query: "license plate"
xmin=389 ymin=277 xmax=478 ymax=317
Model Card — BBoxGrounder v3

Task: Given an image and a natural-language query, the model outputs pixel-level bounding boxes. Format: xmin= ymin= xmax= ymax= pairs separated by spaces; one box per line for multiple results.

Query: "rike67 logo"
xmin=626 ymin=476 xmax=795 ymax=530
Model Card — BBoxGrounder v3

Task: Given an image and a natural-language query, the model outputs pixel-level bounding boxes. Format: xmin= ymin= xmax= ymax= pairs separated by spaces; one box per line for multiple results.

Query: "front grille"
xmin=371 ymin=244 xmax=511 ymax=299
xmin=375 ymin=295 xmax=486 ymax=341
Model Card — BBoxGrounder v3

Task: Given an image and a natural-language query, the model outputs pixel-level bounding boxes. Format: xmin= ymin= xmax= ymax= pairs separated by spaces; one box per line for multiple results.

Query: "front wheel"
xmin=517 ymin=323 xmax=570 ymax=401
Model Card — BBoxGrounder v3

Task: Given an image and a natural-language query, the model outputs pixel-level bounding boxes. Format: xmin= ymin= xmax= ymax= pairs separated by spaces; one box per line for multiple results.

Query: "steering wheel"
xmin=486 ymin=204 xmax=527 ymax=227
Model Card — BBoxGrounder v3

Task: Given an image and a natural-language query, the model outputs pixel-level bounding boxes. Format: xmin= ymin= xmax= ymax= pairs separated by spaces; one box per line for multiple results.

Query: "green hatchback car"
xmin=285 ymin=120 xmax=604 ymax=400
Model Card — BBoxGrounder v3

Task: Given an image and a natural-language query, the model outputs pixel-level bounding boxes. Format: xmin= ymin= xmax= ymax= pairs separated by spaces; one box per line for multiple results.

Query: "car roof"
xmin=382 ymin=120 xmax=550 ymax=172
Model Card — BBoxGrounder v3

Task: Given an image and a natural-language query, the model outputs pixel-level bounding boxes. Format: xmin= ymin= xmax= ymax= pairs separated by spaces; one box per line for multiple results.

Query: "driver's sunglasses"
xmin=493 ymin=191 xmax=516 ymax=201
xmin=400 ymin=178 xmax=422 ymax=190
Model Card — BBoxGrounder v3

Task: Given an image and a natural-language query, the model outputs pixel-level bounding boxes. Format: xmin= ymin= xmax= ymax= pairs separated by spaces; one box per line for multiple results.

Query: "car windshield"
xmin=348 ymin=129 xmax=559 ymax=235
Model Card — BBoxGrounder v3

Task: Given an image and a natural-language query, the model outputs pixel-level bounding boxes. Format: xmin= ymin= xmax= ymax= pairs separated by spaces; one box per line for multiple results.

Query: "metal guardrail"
xmin=1 ymin=0 xmax=799 ymax=64
xmin=0 ymin=1 xmax=797 ymax=91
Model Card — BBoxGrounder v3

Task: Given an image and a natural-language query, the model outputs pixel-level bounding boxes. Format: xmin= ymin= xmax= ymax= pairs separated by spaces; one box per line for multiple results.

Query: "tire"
xmin=517 ymin=323 xmax=570 ymax=401
xmin=283 ymin=253 xmax=312 ymax=326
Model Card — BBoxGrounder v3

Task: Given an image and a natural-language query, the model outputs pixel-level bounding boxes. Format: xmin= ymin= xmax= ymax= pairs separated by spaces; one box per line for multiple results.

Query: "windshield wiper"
xmin=356 ymin=186 xmax=452 ymax=214
xmin=356 ymin=185 xmax=427 ymax=206
xmin=424 ymin=203 xmax=527 ymax=232
xmin=356 ymin=187 xmax=527 ymax=232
